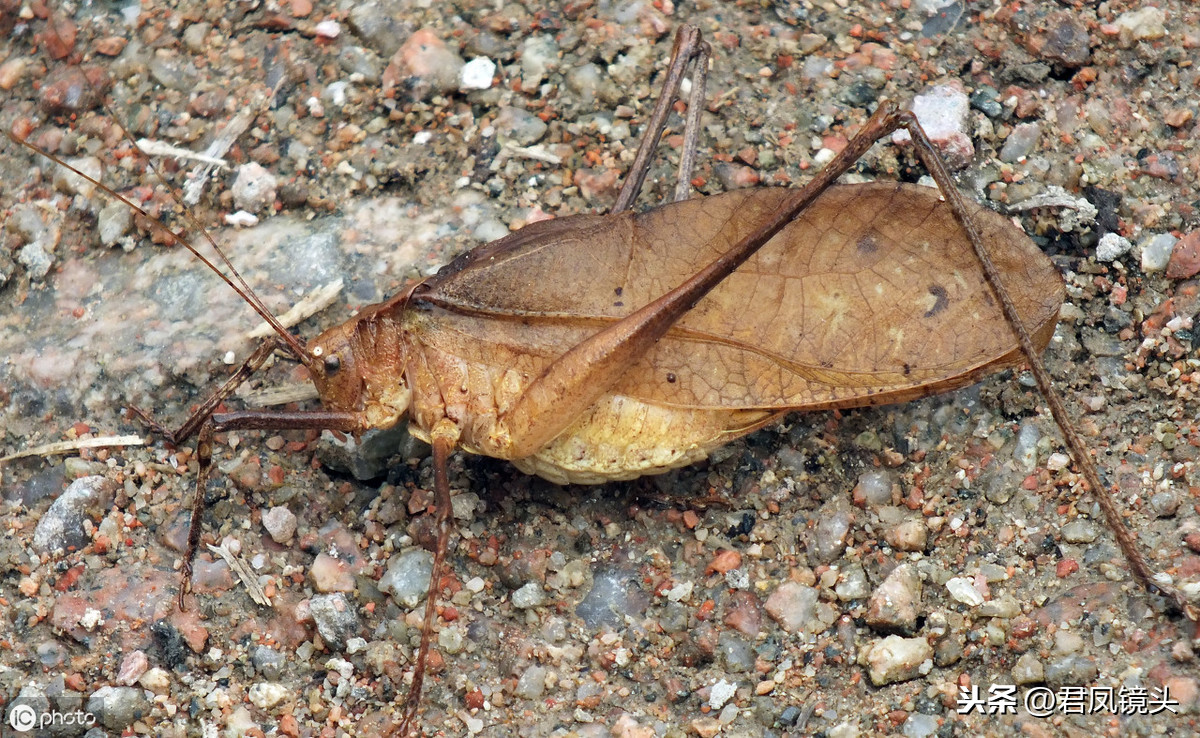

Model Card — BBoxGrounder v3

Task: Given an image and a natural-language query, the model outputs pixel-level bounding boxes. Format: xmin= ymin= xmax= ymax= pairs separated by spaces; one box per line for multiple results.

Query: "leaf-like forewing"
xmin=415 ymin=183 xmax=1064 ymax=410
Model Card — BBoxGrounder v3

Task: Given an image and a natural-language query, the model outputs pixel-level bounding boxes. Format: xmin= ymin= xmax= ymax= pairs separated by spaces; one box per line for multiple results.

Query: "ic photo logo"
xmin=7 ymin=704 xmax=37 ymax=732
xmin=7 ymin=703 xmax=97 ymax=733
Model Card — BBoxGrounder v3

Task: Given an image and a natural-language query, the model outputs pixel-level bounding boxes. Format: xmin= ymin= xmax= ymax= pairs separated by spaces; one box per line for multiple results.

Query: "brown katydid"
xmin=4 ymin=14 xmax=1196 ymax=738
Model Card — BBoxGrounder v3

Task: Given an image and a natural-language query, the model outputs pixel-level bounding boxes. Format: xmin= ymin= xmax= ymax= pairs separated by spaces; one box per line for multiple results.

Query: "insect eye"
xmin=324 ymin=354 xmax=341 ymax=373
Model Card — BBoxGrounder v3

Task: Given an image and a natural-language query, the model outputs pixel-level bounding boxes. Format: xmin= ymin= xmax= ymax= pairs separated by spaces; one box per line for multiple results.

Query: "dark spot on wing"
xmin=924 ymin=284 xmax=949 ymax=318
xmin=614 ymin=286 xmax=623 ymax=296
xmin=903 ymin=363 xmax=912 ymax=375
xmin=857 ymin=233 xmax=879 ymax=254
xmin=666 ymin=372 xmax=677 ymax=383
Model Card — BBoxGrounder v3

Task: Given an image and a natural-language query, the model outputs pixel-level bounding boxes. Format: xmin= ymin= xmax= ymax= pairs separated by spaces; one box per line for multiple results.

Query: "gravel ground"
xmin=2 ymin=1 xmax=1199 ymax=736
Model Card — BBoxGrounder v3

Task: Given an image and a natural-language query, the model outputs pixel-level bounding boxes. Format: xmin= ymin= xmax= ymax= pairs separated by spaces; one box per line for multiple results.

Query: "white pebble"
xmin=248 ymin=682 xmax=289 ymax=709
xmin=1046 ymin=452 xmax=1071 ymax=471
xmin=263 ymin=506 xmax=297 ymax=544
xmin=708 ymin=679 xmax=737 ymax=710
xmin=1096 ymin=232 xmax=1131 ymax=262
xmin=460 ymin=57 xmax=497 ymax=90
xmin=231 ymin=162 xmax=277 ymax=213
xmin=946 ymin=577 xmax=984 ymax=606
xmin=315 ymin=20 xmax=341 ymax=38
xmin=1140 ymin=233 xmax=1176 ymax=272
xmin=225 ymin=210 xmax=259 ymax=227
xmin=666 ymin=580 xmax=693 ymax=602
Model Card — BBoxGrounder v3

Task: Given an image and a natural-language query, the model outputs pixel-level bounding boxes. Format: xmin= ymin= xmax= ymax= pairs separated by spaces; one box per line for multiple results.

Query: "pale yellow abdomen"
xmin=503 ymin=395 xmax=775 ymax=485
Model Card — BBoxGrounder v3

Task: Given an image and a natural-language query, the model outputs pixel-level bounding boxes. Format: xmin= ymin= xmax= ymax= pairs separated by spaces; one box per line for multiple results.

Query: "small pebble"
xmin=999 ymin=122 xmax=1041 ymax=162
xmin=138 ymin=667 xmax=171 ymax=695
xmin=777 ymin=704 xmax=804 ymax=727
xmin=809 ymin=498 xmax=852 ymax=564
xmin=852 ymin=470 xmax=893 ymax=507
xmin=1060 ymin=520 xmax=1097 ymax=543
xmin=1096 ymin=232 xmax=1132 ymax=262
xmin=40 ymin=65 xmax=108 ymax=113
xmin=318 ymin=425 xmax=411 ymax=481
xmin=379 ymin=549 xmax=434 ymax=608
xmin=87 ymin=686 xmax=150 ymax=731
xmin=1012 ymin=652 xmax=1045 ymax=684
xmin=309 ymin=593 xmax=359 ymax=649
xmin=97 ymin=201 xmax=132 ymax=247
xmin=224 ymin=210 xmax=258 ymax=227
xmin=33 ymin=476 xmax=115 ymax=554
xmin=309 ymin=553 xmax=356 ymax=593
xmin=1013 ymin=422 xmax=1040 ymax=471
xmin=886 ymin=519 xmax=928 ymax=552
xmin=385 ymin=28 xmax=465 ymax=100
xmin=231 ymin=162 xmax=277 ymax=213
xmin=1140 ymin=233 xmax=1176 ymax=272
xmin=945 ymin=577 xmax=984 ymax=607
xmin=717 ymin=631 xmax=755 ymax=672
xmin=181 ymin=22 xmax=210 ymax=53
xmin=1149 ymin=491 xmax=1179 ymax=518
xmin=314 ymin=19 xmax=341 ymax=39
xmin=969 ymin=86 xmax=1003 ymax=118
xmin=665 ymin=580 xmax=693 ymax=603
xmin=690 ymin=717 xmax=722 ymax=738
xmin=494 ymin=106 xmax=548 ymax=146
xmin=866 ymin=563 xmax=922 ymax=633
xmin=116 ymin=650 xmax=149 ymax=686
xmin=0 ymin=56 xmax=29 ymax=89
xmin=516 ymin=665 xmax=547 ymax=699
xmin=862 ymin=635 xmax=933 ymax=686
xmin=1046 ymin=452 xmax=1071 ymax=471
xmin=53 ymin=155 xmax=102 ymax=198
xmin=519 ymin=35 xmax=559 ymax=88
xmin=263 ymin=506 xmax=297 ymax=544
xmin=565 ymin=62 xmax=601 ymax=101
xmin=436 ymin=626 xmax=463 ymax=655
xmin=460 ymin=57 xmax=496 ymax=90
xmin=1113 ymin=7 xmax=1166 ymax=47
xmin=251 ymin=646 xmax=285 ymax=679
xmin=1161 ymin=675 xmax=1199 ymax=713
xmin=17 ymin=240 xmax=53 ymax=280
xmin=707 ymin=678 xmax=737 ymax=710
xmin=893 ymin=85 xmax=974 ymax=169
xmin=1054 ymin=629 xmax=1085 ymax=655
xmin=1044 ymin=655 xmax=1098 ymax=686
xmin=473 ymin=218 xmax=510 ymax=242
xmin=225 ymin=706 xmax=260 ymax=735
xmin=512 ymin=582 xmax=546 ymax=609
xmin=936 ymin=634 xmax=964 ymax=669
xmin=1166 ymin=229 xmax=1200 ymax=279
xmin=977 ymin=596 xmax=1021 ymax=619
xmin=1029 ymin=11 xmax=1090 ymax=67
xmin=835 ymin=564 xmax=871 ymax=601
xmin=764 ymin=581 xmax=819 ymax=633
xmin=575 ymin=567 xmax=647 ymax=629
xmin=902 ymin=713 xmax=939 ymax=738
xmin=248 ymin=682 xmax=289 ymax=709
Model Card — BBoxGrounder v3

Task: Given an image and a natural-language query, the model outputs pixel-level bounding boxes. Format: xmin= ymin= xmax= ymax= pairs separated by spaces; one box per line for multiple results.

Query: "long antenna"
xmin=10 ymin=9 xmax=309 ymax=361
